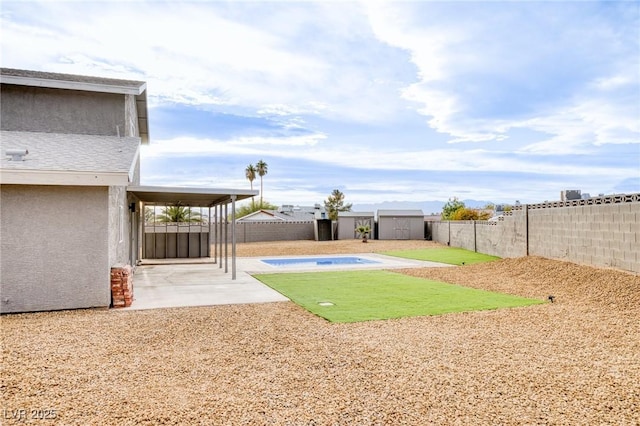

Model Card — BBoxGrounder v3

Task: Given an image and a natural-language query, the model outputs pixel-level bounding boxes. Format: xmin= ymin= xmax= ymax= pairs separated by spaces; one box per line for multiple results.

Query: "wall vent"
xmin=5 ymin=149 xmax=29 ymax=161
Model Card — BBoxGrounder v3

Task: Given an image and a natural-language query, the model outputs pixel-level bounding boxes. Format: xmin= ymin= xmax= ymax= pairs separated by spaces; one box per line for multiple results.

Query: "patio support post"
xmin=218 ymin=204 xmax=223 ymax=268
xmin=215 ymin=204 xmax=218 ymax=266
xmin=231 ymin=195 xmax=237 ymax=280
xmin=208 ymin=206 xmax=212 ymax=259
xmin=224 ymin=202 xmax=228 ymax=273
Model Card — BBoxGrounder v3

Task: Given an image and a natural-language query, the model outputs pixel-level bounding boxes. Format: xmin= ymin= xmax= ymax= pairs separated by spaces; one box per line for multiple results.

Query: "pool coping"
xmin=242 ymin=253 xmax=453 ymax=274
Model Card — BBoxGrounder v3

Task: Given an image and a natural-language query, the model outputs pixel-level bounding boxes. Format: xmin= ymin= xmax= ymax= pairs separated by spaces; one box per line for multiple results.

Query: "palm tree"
xmin=245 ymin=164 xmax=257 ymax=190
xmin=245 ymin=164 xmax=257 ymax=207
xmin=355 ymin=224 xmax=371 ymax=243
xmin=156 ymin=206 xmax=202 ymax=223
xmin=256 ymin=159 xmax=268 ymax=205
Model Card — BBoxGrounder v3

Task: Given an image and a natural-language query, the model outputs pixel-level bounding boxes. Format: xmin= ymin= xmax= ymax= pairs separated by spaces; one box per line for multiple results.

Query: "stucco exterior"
xmin=0 ymin=85 xmax=127 ymax=136
xmin=0 ymin=185 xmax=111 ymax=313
xmin=0 ymin=68 xmax=148 ymax=313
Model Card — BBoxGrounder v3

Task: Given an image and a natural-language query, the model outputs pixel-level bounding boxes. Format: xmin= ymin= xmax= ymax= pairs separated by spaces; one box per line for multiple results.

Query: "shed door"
xmin=394 ymin=218 xmax=410 ymax=240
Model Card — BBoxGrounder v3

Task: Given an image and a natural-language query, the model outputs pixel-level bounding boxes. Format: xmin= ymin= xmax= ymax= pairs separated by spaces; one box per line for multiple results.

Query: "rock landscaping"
xmin=1 ymin=241 xmax=638 ymax=425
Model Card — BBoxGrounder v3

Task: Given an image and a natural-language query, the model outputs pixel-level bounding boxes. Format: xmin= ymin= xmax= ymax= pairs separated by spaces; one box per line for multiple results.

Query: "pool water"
xmin=261 ymin=256 xmax=381 ymax=267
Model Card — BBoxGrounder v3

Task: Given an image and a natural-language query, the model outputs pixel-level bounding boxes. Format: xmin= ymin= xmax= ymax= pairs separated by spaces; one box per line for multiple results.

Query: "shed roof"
xmin=338 ymin=211 xmax=375 ymax=217
xmin=0 ymin=68 xmax=149 ymax=143
xmin=377 ymin=209 xmax=425 ymax=217
xmin=0 ymin=130 xmax=139 ymax=186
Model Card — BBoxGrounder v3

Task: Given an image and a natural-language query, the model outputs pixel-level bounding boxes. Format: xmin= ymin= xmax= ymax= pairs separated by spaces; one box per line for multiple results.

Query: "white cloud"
xmin=365 ymin=1 xmax=640 ymax=152
xmin=2 ymin=1 xmax=638 ymax=205
xmin=2 ymin=1 xmax=414 ymax=123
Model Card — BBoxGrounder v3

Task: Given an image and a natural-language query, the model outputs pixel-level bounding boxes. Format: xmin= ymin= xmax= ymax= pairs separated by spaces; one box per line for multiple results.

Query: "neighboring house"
xmin=0 ymin=68 xmax=255 ymax=313
xmin=377 ymin=209 xmax=425 ymax=240
xmin=237 ymin=205 xmax=323 ymax=222
xmin=0 ymin=68 xmax=147 ymax=313
xmin=337 ymin=211 xmax=375 ymax=240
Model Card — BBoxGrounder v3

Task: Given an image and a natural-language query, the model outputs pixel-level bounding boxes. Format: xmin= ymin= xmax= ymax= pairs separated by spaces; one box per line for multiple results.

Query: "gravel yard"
xmin=2 ymin=241 xmax=638 ymax=425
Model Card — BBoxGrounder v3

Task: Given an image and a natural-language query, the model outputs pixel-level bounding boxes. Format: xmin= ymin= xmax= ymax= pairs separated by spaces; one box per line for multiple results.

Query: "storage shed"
xmin=377 ymin=209 xmax=425 ymax=240
xmin=337 ymin=211 xmax=375 ymax=240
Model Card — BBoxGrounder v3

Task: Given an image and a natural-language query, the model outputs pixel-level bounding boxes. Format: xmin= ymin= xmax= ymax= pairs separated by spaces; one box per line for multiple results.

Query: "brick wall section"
xmin=110 ymin=265 xmax=133 ymax=308
xmin=429 ymin=194 xmax=640 ymax=273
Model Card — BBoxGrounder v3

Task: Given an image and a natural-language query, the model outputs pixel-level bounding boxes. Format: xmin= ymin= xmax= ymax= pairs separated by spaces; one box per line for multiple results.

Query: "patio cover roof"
xmin=127 ymin=185 xmax=258 ymax=207
xmin=128 ymin=185 xmax=258 ymax=281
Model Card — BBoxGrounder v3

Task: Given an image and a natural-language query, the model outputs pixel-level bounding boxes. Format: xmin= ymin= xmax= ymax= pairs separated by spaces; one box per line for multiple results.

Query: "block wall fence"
xmin=216 ymin=221 xmax=315 ymax=243
xmin=428 ymin=193 xmax=640 ymax=274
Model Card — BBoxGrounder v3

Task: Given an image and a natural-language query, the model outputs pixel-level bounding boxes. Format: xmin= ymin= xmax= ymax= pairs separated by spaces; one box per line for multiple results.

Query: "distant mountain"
xmin=352 ymin=199 xmax=493 ymax=215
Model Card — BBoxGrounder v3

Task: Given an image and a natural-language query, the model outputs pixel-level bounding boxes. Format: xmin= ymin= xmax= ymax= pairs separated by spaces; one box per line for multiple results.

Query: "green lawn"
xmin=253 ymin=270 xmax=543 ymax=323
xmin=383 ymin=247 xmax=500 ymax=265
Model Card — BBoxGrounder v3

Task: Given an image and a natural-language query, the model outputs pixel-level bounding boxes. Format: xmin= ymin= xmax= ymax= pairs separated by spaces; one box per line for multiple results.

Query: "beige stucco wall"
xmin=124 ymin=94 xmax=140 ymax=138
xmin=108 ymin=185 xmax=129 ymax=267
xmin=0 ymin=85 xmax=126 ymax=136
xmin=0 ymin=185 xmax=111 ymax=313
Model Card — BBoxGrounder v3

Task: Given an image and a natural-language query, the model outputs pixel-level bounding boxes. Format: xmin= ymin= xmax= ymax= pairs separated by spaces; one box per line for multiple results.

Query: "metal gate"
xmin=143 ymin=206 xmax=210 ymax=259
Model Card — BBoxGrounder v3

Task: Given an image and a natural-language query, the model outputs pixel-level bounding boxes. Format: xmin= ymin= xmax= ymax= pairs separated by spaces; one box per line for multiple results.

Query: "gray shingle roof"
xmin=0 ymin=68 xmax=145 ymax=91
xmin=1 ymin=131 xmax=139 ymax=173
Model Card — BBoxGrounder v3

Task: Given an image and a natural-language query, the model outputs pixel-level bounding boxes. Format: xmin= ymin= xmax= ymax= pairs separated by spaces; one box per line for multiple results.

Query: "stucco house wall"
xmin=0 ymin=185 xmax=111 ymax=313
xmin=108 ymin=185 xmax=136 ymax=266
xmin=0 ymin=68 xmax=148 ymax=313
xmin=0 ymin=85 xmax=126 ymax=136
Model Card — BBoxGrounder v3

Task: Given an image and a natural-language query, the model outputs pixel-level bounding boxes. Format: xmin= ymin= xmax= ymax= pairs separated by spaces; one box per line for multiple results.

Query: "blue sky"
xmin=2 ymin=1 xmax=638 ymax=207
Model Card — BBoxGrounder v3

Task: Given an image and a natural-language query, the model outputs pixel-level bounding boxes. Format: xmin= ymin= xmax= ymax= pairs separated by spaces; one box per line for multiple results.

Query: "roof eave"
xmin=0 ymin=74 xmax=146 ymax=95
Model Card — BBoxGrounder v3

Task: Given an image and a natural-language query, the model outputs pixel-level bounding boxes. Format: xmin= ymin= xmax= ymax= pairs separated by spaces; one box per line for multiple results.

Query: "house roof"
xmin=0 ymin=68 xmax=149 ymax=143
xmin=0 ymin=130 xmax=139 ymax=186
xmin=377 ymin=209 xmax=425 ymax=217
xmin=128 ymin=186 xmax=258 ymax=208
xmin=237 ymin=209 xmax=315 ymax=222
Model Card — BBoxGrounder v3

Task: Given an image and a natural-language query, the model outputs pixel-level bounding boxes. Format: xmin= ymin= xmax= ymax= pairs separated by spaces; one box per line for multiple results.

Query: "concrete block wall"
xmin=449 ymin=221 xmax=476 ymax=251
xmin=528 ymin=202 xmax=640 ymax=273
xmin=220 ymin=221 xmax=315 ymax=243
xmin=429 ymin=195 xmax=640 ymax=273
xmin=475 ymin=211 xmax=528 ymax=258
xmin=430 ymin=221 xmax=450 ymax=244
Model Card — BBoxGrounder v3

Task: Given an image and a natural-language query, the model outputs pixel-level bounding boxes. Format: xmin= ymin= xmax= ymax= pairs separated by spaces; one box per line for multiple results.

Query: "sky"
xmin=1 ymin=0 xmax=639 ymax=208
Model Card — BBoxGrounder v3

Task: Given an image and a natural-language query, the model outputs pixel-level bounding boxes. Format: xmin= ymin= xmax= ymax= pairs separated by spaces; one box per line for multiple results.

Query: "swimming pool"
xmin=261 ymin=256 xmax=381 ymax=267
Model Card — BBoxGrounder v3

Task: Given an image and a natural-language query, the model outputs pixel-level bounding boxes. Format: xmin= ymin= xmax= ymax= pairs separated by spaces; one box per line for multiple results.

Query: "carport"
xmin=128 ymin=186 xmax=258 ymax=279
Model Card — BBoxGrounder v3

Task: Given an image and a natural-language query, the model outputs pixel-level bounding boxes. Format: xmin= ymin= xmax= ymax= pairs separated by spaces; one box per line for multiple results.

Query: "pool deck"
xmin=126 ymin=254 xmax=452 ymax=310
xmin=242 ymin=253 xmax=452 ymax=273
